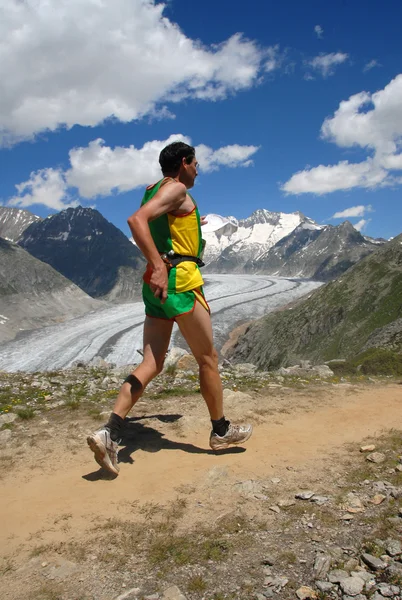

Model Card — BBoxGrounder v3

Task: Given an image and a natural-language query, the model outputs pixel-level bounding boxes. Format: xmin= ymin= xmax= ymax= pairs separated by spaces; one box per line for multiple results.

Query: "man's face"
xmin=181 ymin=156 xmax=198 ymax=189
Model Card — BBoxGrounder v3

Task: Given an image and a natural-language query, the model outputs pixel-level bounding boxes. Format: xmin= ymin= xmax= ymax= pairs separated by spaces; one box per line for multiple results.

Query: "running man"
xmin=87 ymin=141 xmax=252 ymax=475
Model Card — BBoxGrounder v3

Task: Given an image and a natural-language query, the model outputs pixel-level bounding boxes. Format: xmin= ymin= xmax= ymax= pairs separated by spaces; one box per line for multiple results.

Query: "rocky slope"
xmin=0 ymin=207 xmax=41 ymax=242
xmin=227 ymin=234 xmax=402 ymax=368
xmin=0 ymin=238 xmax=102 ymax=343
xmin=19 ymin=206 xmax=145 ymax=301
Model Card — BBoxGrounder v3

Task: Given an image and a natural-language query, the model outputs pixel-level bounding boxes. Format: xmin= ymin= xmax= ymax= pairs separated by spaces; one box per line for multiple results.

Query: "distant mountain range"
xmin=203 ymin=209 xmax=384 ymax=280
xmin=227 ymin=233 xmax=402 ymax=368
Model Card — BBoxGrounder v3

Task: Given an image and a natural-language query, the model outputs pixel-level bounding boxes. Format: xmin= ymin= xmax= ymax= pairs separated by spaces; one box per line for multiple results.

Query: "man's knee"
xmin=196 ymin=348 xmax=219 ymax=370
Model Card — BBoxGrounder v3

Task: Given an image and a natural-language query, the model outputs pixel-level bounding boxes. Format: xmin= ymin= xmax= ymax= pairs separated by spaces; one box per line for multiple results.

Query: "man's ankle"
xmin=211 ymin=416 xmax=229 ymax=437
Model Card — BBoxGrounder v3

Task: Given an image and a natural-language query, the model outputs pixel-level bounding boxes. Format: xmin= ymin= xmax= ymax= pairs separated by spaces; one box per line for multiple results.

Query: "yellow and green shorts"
xmin=142 ymin=283 xmax=210 ymax=321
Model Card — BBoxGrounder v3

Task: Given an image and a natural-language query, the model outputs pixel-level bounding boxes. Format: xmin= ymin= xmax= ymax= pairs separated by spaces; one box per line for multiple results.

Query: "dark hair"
xmin=159 ymin=141 xmax=195 ymax=176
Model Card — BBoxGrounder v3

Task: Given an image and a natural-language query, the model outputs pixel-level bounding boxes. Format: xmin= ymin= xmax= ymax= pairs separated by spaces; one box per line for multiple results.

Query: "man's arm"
xmin=127 ymin=181 xmax=187 ymax=303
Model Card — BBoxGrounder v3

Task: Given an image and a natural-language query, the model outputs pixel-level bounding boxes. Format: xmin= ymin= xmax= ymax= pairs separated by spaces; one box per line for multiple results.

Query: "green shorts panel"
xmin=143 ymin=283 xmax=197 ymax=320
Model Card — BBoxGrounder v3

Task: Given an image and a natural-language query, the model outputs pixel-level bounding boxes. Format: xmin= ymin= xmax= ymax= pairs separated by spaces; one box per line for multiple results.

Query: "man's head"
xmin=159 ymin=141 xmax=198 ymax=188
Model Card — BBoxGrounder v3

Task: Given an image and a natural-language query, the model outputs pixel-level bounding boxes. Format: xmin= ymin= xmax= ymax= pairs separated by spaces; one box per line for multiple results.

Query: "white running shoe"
xmin=209 ymin=422 xmax=253 ymax=451
xmin=87 ymin=427 xmax=120 ymax=475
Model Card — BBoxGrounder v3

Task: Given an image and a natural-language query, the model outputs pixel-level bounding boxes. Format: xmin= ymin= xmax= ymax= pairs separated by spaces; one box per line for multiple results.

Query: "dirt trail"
xmin=1 ymin=383 xmax=401 ymax=557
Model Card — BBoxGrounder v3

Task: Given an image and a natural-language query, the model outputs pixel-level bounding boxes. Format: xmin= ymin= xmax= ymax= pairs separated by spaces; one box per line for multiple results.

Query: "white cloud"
xmin=0 ymin=0 xmax=278 ymax=145
xmin=308 ymin=52 xmax=349 ymax=77
xmin=354 ymin=218 xmax=371 ymax=232
xmin=8 ymin=169 xmax=76 ymax=211
xmin=314 ymin=25 xmax=324 ymax=39
xmin=283 ymin=74 xmax=402 ymax=194
xmin=8 ymin=135 xmax=261 ymax=206
xmin=363 ymin=59 xmax=381 ymax=73
xmin=195 ymin=143 xmax=259 ymax=173
xmin=283 ymin=159 xmax=388 ymax=195
xmin=331 ymin=205 xmax=373 ymax=219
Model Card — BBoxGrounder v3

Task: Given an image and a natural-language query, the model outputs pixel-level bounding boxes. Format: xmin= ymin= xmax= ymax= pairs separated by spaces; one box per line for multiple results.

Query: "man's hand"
xmin=149 ymin=264 xmax=168 ymax=303
xmin=200 ymin=215 xmax=208 ymax=226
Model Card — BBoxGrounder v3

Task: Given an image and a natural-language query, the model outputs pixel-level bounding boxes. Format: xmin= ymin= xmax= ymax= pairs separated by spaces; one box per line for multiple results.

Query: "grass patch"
xmin=16 ymin=407 xmax=36 ymax=420
xmin=65 ymin=398 xmax=80 ymax=410
xmin=187 ymin=575 xmax=207 ymax=593
xmin=330 ymin=348 xmax=402 ymax=377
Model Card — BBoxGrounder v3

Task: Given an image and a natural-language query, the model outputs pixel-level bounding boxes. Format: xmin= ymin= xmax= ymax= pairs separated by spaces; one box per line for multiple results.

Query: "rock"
xmin=366 ymin=452 xmax=386 ymax=464
xmin=114 ymin=588 xmax=142 ymax=600
xmin=164 ymin=348 xmax=189 ymax=369
xmin=311 ymin=495 xmax=330 ymax=505
xmin=342 ymin=596 xmax=367 ymax=600
xmin=295 ymin=491 xmax=315 ymax=500
xmin=296 ymin=586 xmax=318 ymax=599
xmin=386 ymin=539 xmax=402 ymax=556
xmin=162 ymin=586 xmax=187 ymax=600
xmin=233 ymin=363 xmax=257 ymax=375
xmin=315 ymin=581 xmax=334 ymax=592
xmin=313 ymin=554 xmax=331 ymax=579
xmin=143 ymin=595 xmax=160 ymax=600
xmin=278 ymin=498 xmax=296 ymax=508
xmin=271 ymin=478 xmax=281 ymax=484
xmin=371 ymin=494 xmax=387 ymax=505
xmin=344 ymin=492 xmax=365 ymax=512
xmin=339 ymin=577 xmax=364 ymax=596
xmin=0 ymin=413 xmax=17 ymax=425
xmin=360 ymin=445 xmax=376 ymax=452
xmin=176 ymin=354 xmax=198 ymax=372
xmin=377 ymin=583 xmax=398 ymax=597
xmin=361 ymin=553 xmax=387 ymax=570
xmin=328 ymin=569 xmax=349 ymax=583
xmin=311 ymin=365 xmax=334 ymax=377
xmin=0 ymin=429 xmax=12 ymax=444
xmin=269 ymin=505 xmax=280 ymax=513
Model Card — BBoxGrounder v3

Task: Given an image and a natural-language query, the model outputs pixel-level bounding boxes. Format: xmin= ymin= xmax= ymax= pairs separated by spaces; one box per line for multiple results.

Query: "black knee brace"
xmin=124 ymin=374 xmax=143 ymax=395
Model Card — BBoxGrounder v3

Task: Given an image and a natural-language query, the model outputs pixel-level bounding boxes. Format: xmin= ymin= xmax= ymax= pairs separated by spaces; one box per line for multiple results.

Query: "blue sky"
xmin=1 ymin=0 xmax=401 ymax=240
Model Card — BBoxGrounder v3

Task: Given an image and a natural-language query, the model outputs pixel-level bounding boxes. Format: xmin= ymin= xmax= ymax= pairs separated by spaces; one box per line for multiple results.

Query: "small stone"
xmin=310 ymin=495 xmax=329 ymax=505
xmin=295 ymin=491 xmax=315 ymax=500
xmin=366 ymin=452 xmax=386 ymax=464
xmin=371 ymin=494 xmax=386 ymax=505
xmin=271 ymin=478 xmax=281 ymax=484
xmin=339 ymin=576 xmax=364 ymax=596
xmin=41 ymin=562 xmax=48 ymax=567
xmin=341 ymin=514 xmax=355 ymax=520
xmin=360 ymin=445 xmax=376 ymax=452
xmin=262 ymin=556 xmax=275 ymax=566
xmin=377 ymin=583 xmax=396 ymax=597
xmin=386 ymin=539 xmax=402 ymax=556
xmin=162 ymin=586 xmax=187 ymax=600
xmin=328 ymin=569 xmax=349 ymax=583
xmin=296 ymin=586 xmax=318 ymax=599
xmin=278 ymin=498 xmax=296 ymax=508
xmin=315 ymin=581 xmax=334 ymax=592
xmin=361 ymin=553 xmax=387 ymax=570
xmin=114 ymin=588 xmax=142 ymax=600
xmin=0 ymin=413 xmax=17 ymax=425
xmin=395 ymin=465 xmax=402 ymax=472
xmin=269 ymin=505 xmax=280 ymax=513
xmin=313 ymin=554 xmax=331 ymax=579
